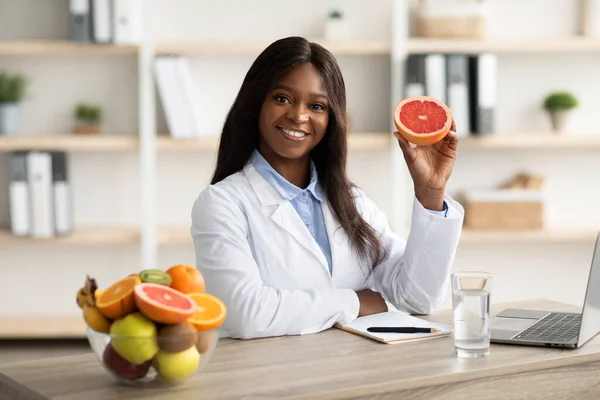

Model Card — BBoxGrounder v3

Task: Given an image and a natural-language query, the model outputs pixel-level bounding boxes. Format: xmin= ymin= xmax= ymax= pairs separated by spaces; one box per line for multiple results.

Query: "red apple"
xmin=103 ymin=343 xmax=151 ymax=381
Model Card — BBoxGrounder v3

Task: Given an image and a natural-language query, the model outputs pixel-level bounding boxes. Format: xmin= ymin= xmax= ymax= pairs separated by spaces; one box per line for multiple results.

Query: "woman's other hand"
xmin=394 ymin=120 xmax=458 ymax=211
xmin=356 ymin=289 xmax=388 ymax=317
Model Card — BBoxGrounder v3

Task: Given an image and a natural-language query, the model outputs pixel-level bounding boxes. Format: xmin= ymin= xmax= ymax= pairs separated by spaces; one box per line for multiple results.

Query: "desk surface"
xmin=1 ymin=299 xmax=599 ymax=400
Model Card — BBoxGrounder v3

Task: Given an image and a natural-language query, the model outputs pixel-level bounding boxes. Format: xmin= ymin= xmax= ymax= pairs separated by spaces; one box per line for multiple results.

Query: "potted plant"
xmin=0 ymin=72 xmax=26 ymax=135
xmin=542 ymin=91 xmax=578 ymax=132
xmin=74 ymin=103 xmax=102 ymax=134
xmin=324 ymin=9 xmax=349 ymax=41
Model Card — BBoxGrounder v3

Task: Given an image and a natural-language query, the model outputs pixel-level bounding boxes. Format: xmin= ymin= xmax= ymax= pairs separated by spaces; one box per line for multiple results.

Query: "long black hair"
xmin=211 ymin=36 xmax=384 ymax=267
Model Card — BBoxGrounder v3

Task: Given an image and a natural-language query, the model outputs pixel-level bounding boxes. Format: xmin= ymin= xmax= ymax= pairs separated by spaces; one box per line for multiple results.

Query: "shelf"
xmin=156 ymin=135 xmax=220 ymax=151
xmin=157 ymin=132 xmax=391 ymax=151
xmin=459 ymin=228 xmax=598 ymax=244
xmin=459 ymin=134 xmax=600 ymax=149
xmin=407 ymin=37 xmax=600 ymax=54
xmin=0 ymin=227 xmax=140 ymax=246
xmin=0 ymin=316 xmax=86 ymax=339
xmin=0 ymin=41 xmax=138 ymax=55
xmin=158 ymin=227 xmax=192 ymax=245
xmin=0 ymin=134 xmax=138 ymax=152
xmin=0 ymin=132 xmax=390 ymax=153
xmin=155 ymin=39 xmax=391 ymax=56
xmin=0 ymin=227 xmax=192 ymax=246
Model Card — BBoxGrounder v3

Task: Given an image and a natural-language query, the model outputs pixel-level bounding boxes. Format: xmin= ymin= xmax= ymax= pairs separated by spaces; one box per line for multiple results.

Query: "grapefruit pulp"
xmin=393 ymin=96 xmax=453 ymax=146
xmin=96 ymin=275 xmax=142 ymax=320
xmin=134 ymin=283 xmax=198 ymax=324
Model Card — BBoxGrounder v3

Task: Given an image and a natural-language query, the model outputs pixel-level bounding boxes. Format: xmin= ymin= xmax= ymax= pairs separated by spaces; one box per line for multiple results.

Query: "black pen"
xmin=366 ymin=327 xmax=441 ymax=333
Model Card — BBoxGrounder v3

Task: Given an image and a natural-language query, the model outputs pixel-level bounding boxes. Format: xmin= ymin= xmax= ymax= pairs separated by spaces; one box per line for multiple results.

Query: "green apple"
xmin=153 ymin=346 xmax=201 ymax=381
xmin=110 ymin=312 xmax=159 ymax=364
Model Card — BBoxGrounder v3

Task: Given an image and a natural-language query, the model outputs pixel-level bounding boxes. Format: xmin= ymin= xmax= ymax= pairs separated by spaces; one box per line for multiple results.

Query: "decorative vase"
xmin=324 ymin=19 xmax=350 ymax=41
xmin=74 ymin=122 xmax=101 ymax=135
xmin=0 ymin=103 xmax=20 ymax=135
xmin=548 ymin=110 xmax=570 ymax=133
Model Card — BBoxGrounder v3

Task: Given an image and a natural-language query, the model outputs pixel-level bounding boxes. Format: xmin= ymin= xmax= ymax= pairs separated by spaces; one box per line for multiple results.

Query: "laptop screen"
xmin=577 ymin=233 xmax=600 ymax=347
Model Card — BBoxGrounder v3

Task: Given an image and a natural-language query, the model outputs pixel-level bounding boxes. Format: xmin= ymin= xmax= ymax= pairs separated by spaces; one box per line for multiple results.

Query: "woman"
xmin=191 ymin=36 xmax=464 ymax=340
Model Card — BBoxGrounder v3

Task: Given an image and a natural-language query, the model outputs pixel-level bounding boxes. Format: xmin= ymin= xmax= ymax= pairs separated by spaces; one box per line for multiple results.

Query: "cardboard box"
xmin=416 ymin=0 xmax=487 ymax=39
xmin=463 ymin=189 xmax=544 ymax=230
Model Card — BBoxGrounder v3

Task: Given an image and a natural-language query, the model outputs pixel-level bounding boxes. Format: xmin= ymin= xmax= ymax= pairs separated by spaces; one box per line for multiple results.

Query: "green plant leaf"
xmin=542 ymin=91 xmax=579 ymax=111
xmin=0 ymin=72 xmax=26 ymax=103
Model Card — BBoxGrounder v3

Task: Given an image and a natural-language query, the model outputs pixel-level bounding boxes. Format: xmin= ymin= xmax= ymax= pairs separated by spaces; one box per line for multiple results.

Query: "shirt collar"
xmin=250 ymin=149 xmax=325 ymax=203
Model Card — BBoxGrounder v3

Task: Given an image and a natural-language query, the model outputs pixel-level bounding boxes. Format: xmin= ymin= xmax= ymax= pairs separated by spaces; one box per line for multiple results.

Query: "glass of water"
xmin=451 ymin=271 xmax=492 ymax=358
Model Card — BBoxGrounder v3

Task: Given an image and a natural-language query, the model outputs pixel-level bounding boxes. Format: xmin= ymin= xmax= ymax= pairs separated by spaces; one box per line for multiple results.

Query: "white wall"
xmin=0 ymin=0 xmax=598 ymax=318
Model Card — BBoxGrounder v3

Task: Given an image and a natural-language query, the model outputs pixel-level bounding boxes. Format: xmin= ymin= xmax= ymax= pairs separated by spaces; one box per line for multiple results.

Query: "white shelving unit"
xmin=1 ymin=0 xmax=599 ymax=338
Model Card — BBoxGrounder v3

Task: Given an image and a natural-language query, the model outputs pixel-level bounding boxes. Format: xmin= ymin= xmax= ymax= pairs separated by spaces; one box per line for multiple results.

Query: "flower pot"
xmin=548 ymin=110 xmax=571 ymax=133
xmin=324 ymin=19 xmax=350 ymax=41
xmin=74 ymin=122 xmax=101 ymax=135
xmin=0 ymin=103 xmax=21 ymax=135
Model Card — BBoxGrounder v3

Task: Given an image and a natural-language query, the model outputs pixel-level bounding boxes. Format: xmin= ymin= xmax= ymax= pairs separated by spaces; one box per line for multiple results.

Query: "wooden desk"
xmin=1 ymin=299 xmax=599 ymax=400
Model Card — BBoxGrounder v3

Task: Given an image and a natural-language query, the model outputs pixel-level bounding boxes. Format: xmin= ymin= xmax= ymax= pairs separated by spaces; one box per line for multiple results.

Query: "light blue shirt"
xmin=250 ymin=149 xmax=447 ymax=275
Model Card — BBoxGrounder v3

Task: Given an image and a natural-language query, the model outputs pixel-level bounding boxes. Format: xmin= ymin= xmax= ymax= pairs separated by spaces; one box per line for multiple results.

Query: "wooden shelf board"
xmin=158 ymin=227 xmax=192 ymax=245
xmin=0 ymin=227 xmax=140 ymax=245
xmin=0 ymin=134 xmax=138 ymax=152
xmin=0 ymin=41 xmax=137 ymax=55
xmin=156 ymin=135 xmax=220 ymax=151
xmin=459 ymin=134 xmax=600 ymax=149
xmin=0 ymin=316 xmax=87 ymax=339
xmin=407 ymin=37 xmax=600 ymax=54
xmin=155 ymin=39 xmax=391 ymax=56
xmin=156 ymin=132 xmax=391 ymax=151
xmin=459 ymin=228 xmax=598 ymax=244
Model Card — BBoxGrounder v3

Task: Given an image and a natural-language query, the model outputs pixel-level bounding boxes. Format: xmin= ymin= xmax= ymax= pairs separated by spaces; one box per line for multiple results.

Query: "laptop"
xmin=490 ymin=232 xmax=600 ymax=349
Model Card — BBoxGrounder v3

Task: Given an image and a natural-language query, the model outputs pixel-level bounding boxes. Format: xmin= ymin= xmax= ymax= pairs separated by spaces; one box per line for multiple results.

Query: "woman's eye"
xmin=275 ymin=95 xmax=290 ymax=104
xmin=311 ymin=104 xmax=325 ymax=111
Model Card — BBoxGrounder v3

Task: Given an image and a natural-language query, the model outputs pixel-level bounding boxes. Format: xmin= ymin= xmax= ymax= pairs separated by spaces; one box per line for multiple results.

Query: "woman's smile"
xmin=277 ymin=126 xmax=309 ymax=141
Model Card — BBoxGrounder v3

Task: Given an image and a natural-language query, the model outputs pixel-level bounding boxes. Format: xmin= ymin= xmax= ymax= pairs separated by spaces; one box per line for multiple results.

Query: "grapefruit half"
xmin=393 ymin=96 xmax=453 ymax=146
xmin=134 ymin=283 xmax=198 ymax=324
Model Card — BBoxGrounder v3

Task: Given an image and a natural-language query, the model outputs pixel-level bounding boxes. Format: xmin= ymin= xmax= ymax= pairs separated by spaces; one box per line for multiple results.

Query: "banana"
xmin=83 ymin=305 xmax=112 ymax=333
xmin=76 ymin=288 xmax=88 ymax=309
xmin=76 ymin=276 xmax=99 ymax=309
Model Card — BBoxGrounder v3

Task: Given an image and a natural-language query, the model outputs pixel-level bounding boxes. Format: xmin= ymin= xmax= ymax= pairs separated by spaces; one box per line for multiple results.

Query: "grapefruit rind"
xmin=393 ymin=96 xmax=453 ymax=146
xmin=187 ymin=292 xmax=228 ymax=332
xmin=134 ymin=283 xmax=198 ymax=324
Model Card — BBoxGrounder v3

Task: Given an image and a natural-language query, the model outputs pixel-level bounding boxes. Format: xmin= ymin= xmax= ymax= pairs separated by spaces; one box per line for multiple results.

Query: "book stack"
xmin=68 ymin=0 xmax=142 ymax=44
xmin=8 ymin=152 xmax=73 ymax=238
xmin=405 ymin=53 xmax=498 ymax=138
xmin=154 ymin=56 xmax=206 ymax=139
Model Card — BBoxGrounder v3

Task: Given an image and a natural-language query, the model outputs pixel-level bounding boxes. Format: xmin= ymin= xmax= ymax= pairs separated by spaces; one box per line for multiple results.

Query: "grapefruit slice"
xmin=394 ymin=96 xmax=453 ymax=146
xmin=187 ymin=293 xmax=227 ymax=331
xmin=134 ymin=283 xmax=198 ymax=324
xmin=96 ymin=275 xmax=141 ymax=320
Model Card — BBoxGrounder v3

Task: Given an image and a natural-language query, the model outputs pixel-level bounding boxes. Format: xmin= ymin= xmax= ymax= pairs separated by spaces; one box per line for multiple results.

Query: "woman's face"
xmin=258 ymin=62 xmax=329 ymax=165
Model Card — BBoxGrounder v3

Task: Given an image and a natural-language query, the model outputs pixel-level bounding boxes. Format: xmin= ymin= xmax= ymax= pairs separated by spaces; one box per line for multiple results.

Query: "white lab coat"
xmin=191 ymin=162 xmax=464 ymax=340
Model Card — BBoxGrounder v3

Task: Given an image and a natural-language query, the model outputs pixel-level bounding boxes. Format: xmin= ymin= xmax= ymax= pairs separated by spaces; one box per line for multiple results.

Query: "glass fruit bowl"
xmin=87 ymin=325 xmax=219 ymax=386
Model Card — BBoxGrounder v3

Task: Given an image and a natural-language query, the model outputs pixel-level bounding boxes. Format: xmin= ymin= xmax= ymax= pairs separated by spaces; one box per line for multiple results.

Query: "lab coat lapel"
xmin=244 ymin=163 xmax=329 ymax=272
xmin=270 ymin=203 xmax=329 ymax=271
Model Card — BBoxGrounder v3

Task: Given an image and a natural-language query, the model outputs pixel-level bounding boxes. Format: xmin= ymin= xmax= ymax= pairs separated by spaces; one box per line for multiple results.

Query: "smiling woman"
xmin=190 ymin=36 xmax=464 ymax=340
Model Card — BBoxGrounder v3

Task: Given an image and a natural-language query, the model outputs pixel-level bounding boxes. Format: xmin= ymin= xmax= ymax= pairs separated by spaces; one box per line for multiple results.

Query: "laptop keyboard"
xmin=513 ymin=312 xmax=581 ymax=342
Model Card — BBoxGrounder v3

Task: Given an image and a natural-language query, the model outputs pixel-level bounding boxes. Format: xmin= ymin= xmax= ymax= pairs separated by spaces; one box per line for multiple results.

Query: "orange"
xmin=96 ymin=275 xmax=141 ymax=320
xmin=187 ymin=293 xmax=227 ymax=331
xmin=166 ymin=264 xmax=205 ymax=294
xmin=133 ymin=283 xmax=198 ymax=324
xmin=393 ymin=95 xmax=453 ymax=146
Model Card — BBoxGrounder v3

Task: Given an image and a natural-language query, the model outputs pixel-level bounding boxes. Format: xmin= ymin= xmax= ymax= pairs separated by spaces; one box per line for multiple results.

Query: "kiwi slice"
xmin=139 ymin=269 xmax=172 ymax=285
